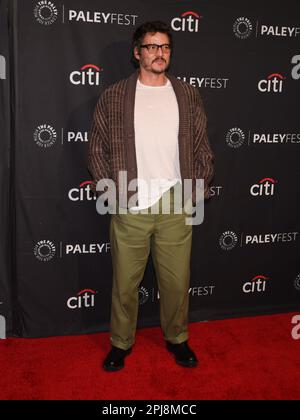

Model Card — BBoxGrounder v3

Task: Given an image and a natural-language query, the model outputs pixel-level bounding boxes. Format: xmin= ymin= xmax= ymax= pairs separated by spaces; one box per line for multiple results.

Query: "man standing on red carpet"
xmin=88 ymin=21 xmax=214 ymax=371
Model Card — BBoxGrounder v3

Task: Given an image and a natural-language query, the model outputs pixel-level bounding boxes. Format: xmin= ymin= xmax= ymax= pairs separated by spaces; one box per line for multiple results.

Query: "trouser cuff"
xmin=110 ymin=336 xmax=134 ymax=351
xmin=164 ymin=332 xmax=189 ymax=344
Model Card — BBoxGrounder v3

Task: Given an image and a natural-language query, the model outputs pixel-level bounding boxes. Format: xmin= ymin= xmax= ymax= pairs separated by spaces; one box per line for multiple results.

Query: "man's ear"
xmin=133 ymin=47 xmax=140 ymax=61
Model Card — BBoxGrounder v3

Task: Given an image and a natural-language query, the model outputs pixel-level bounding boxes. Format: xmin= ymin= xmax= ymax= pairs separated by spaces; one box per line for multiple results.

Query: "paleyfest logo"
xmin=226 ymin=128 xmax=246 ymax=148
xmin=34 ymin=124 xmax=57 ymax=148
xmin=220 ymin=230 xmax=298 ymax=249
xmin=226 ymin=127 xmax=300 ymax=147
xmin=34 ymin=126 xmax=90 ymax=147
xmin=233 ymin=17 xmax=253 ymax=39
xmin=34 ymin=1 xmax=58 ymax=25
xmin=34 ymin=240 xmax=56 ymax=261
xmin=138 ymin=287 xmax=149 ymax=305
xmin=219 ymin=231 xmax=238 ymax=250
xmin=67 ymin=10 xmax=138 ymax=25
xmin=233 ymin=17 xmax=300 ymax=39
xmin=294 ymin=274 xmax=300 ymax=291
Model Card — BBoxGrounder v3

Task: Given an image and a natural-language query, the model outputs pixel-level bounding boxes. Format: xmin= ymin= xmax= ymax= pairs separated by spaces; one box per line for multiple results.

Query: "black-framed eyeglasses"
xmin=140 ymin=44 xmax=171 ymax=54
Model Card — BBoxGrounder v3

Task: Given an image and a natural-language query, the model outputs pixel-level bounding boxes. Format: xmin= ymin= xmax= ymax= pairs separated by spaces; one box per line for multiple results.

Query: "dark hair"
xmin=132 ymin=21 xmax=173 ymax=67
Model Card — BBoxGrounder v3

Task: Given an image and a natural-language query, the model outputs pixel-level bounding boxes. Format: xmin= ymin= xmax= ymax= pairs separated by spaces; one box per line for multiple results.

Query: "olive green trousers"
xmin=109 ymin=185 xmax=193 ymax=350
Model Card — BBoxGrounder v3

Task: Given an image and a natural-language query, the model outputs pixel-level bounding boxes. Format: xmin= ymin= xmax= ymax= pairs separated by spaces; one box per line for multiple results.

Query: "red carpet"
xmin=1 ymin=312 xmax=300 ymax=400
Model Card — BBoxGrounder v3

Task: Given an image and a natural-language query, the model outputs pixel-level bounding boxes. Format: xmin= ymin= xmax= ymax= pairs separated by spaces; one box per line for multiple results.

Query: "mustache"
xmin=153 ymin=58 xmax=166 ymax=63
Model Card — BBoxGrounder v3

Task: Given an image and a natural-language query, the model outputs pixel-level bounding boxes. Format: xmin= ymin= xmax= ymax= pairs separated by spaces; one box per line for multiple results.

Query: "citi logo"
xmin=67 ymin=289 xmax=97 ymax=309
xmin=70 ymin=64 xmax=102 ymax=86
xmin=171 ymin=11 xmax=201 ymax=32
xmin=258 ymin=73 xmax=285 ymax=93
xmin=250 ymin=177 xmax=277 ymax=196
xmin=68 ymin=181 xmax=97 ymax=202
xmin=243 ymin=275 xmax=269 ymax=294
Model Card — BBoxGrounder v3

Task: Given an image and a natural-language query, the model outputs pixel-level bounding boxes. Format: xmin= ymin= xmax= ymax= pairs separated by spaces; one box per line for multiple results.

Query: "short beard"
xmin=151 ymin=61 xmax=170 ymax=74
xmin=151 ymin=68 xmax=165 ymax=74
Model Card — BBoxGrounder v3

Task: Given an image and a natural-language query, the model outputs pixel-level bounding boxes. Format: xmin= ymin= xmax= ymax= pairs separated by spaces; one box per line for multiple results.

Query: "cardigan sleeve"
xmin=193 ymin=89 xmax=214 ymax=200
xmin=87 ymin=91 xmax=111 ymax=190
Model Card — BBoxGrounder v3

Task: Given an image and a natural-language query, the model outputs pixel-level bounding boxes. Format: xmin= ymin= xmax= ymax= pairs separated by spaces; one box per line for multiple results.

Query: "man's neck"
xmin=138 ymin=69 xmax=167 ymax=86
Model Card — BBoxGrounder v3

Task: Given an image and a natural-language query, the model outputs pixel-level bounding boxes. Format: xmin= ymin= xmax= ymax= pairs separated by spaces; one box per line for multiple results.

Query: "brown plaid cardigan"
xmin=88 ymin=70 xmax=214 ymax=207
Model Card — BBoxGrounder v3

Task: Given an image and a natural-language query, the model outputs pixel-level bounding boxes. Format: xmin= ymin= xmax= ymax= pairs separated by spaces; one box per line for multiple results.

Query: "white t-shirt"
xmin=131 ymin=78 xmax=181 ymax=210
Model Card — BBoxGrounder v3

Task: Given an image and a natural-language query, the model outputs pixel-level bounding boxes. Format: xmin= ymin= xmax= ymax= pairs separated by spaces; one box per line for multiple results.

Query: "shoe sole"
xmin=175 ymin=359 xmax=198 ymax=368
xmin=103 ymin=363 xmax=125 ymax=372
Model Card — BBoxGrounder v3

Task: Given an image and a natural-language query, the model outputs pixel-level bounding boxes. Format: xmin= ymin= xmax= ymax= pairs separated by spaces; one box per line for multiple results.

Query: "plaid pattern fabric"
xmin=88 ymin=70 xmax=214 ymax=206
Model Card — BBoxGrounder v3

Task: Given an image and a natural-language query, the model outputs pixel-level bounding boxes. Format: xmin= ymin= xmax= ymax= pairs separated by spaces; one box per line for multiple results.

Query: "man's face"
xmin=134 ymin=32 xmax=171 ymax=75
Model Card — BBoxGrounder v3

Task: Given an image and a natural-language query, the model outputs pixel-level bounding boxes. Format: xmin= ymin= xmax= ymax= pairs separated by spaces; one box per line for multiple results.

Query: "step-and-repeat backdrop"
xmin=1 ymin=0 xmax=300 ymax=337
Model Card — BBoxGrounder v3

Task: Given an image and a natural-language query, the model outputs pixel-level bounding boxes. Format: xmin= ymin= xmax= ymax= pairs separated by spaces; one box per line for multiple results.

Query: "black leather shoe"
xmin=103 ymin=346 xmax=132 ymax=372
xmin=166 ymin=341 xmax=198 ymax=367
